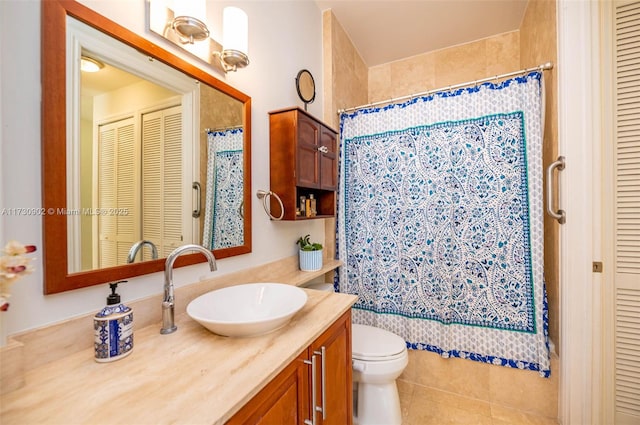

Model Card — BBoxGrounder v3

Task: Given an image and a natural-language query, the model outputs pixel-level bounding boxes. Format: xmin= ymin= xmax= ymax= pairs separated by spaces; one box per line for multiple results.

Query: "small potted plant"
xmin=296 ymin=234 xmax=323 ymax=272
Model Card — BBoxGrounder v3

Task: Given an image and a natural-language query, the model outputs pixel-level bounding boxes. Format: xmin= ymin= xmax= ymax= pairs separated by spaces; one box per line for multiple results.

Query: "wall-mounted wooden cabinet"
xmin=269 ymin=107 xmax=338 ymax=220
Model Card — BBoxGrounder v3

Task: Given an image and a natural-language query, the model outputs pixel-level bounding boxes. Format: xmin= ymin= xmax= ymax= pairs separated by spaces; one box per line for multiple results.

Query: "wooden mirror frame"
xmin=42 ymin=0 xmax=252 ymax=294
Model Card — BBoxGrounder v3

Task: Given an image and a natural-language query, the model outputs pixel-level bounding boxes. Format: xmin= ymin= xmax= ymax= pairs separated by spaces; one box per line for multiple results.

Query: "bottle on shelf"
xmin=309 ymin=194 xmax=317 ymax=217
xmin=299 ymin=195 xmax=306 ymax=216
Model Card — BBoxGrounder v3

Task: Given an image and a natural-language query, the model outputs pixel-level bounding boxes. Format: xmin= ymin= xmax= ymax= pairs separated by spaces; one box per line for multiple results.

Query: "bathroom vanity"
xmin=0 ymin=258 xmax=357 ymax=424
xmin=228 ymin=309 xmax=351 ymax=424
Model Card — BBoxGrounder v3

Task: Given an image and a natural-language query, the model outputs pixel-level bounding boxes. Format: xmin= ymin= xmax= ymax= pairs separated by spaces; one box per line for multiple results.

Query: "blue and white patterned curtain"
xmin=202 ymin=128 xmax=244 ymax=250
xmin=337 ymin=72 xmax=550 ymax=376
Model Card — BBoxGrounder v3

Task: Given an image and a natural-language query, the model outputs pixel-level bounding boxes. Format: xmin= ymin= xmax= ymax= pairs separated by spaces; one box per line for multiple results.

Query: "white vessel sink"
xmin=186 ymin=283 xmax=308 ymax=337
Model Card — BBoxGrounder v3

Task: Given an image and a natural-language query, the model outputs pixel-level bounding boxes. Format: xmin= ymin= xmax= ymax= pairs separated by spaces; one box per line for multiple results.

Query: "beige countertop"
xmin=0 ymin=288 xmax=357 ymax=425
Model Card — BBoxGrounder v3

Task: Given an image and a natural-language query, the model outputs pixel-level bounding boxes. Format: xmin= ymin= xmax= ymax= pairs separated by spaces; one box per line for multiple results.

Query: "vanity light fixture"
xmin=212 ymin=7 xmax=250 ymax=73
xmin=171 ymin=16 xmax=209 ymax=44
xmin=80 ymin=56 xmax=104 ymax=73
xmin=170 ymin=0 xmax=209 ymax=44
xmin=149 ymin=0 xmax=249 ymax=74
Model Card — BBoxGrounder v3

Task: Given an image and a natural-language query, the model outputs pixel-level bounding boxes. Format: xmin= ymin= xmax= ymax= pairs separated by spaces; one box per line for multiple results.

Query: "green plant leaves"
xmin=296 ymin=234 xmax=322 ymax=251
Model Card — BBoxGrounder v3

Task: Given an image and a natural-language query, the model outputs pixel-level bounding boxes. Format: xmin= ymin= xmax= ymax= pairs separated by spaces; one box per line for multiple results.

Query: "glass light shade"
xmin=172 ymin=0 xmax=206 ymax=22
xmin=80 ymin=57 xmax=103 ymax=72
xmin=223 ymin=7 xmax=248 ymax=55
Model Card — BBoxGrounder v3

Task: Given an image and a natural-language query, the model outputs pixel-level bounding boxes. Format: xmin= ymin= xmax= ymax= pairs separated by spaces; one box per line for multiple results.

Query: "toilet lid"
xmin=352 ymin=324 xmax=406 ymax=360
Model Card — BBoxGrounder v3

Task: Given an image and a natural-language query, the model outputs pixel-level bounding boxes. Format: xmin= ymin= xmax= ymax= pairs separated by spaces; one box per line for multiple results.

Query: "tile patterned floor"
xmin=398 ymin=380 xmax=560 ymax=425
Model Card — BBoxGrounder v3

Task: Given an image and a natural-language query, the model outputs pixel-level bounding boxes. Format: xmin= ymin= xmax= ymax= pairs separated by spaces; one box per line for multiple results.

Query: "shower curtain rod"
xmin=205 ymin=125 xmax=243 ymax=133
xmin=337 ymin=61 xmax=554 ymax=114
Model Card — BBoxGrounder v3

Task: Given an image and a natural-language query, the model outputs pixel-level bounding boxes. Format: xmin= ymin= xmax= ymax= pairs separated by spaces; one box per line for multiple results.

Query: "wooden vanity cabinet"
xmin=228 ymin=310 xmax=353 ymax=425
xmin=309 ymin=310 xmax=352 ymax=425
xmin=269 ymin=107 xmax=338 ymax=220
xmin=226 ymin=351 xmax=310 ymax=425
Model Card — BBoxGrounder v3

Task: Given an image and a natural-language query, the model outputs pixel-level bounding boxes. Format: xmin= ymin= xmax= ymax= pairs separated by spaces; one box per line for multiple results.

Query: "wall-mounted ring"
xmin=256 ymin=189 xmax=284 ymax=220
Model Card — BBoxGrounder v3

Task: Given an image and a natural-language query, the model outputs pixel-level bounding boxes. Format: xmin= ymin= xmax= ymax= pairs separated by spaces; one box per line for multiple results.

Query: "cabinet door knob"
xmin=317 ymin=146 xmax=329 ymax=154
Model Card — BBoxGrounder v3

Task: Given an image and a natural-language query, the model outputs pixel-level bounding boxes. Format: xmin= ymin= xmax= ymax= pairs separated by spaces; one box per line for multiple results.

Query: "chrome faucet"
xmin=126 ymin=240 xmax=158 ymax=263
xmin=161 ymin=244 xmax=217 ymax=334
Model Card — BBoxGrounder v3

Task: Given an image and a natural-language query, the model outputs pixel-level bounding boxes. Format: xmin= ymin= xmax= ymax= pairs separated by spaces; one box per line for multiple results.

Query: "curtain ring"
xmin=256 ymin=190 xmax=284 ymax=220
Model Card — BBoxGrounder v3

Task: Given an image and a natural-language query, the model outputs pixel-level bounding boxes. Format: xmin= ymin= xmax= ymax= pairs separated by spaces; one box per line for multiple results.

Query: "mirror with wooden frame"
xmin=42 ymin=0 xmax=252 ymax=294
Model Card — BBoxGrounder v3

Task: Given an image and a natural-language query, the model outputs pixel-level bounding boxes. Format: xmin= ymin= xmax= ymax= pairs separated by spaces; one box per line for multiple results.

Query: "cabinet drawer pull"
xmin=314 ymin=347 xmax=327 ymax=419
xmin=304 ymin=355 xmax=318 ymax=425
xmin=317 ymin=146 xmax=329 ymax=154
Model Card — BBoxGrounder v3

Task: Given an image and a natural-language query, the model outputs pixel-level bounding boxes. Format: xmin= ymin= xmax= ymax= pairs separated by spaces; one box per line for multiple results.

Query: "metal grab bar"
xmin=546 ymin=156 xmax=566 ymax=224
xmin=192 ymin=182 xmax=201 ymax=218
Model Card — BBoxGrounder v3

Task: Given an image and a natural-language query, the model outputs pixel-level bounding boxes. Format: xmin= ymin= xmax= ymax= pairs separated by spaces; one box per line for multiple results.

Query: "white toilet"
xmin=352 ymin=324 xmax=408 ymax=425
xmin=305 ymin=283 xmax=408 ymax=425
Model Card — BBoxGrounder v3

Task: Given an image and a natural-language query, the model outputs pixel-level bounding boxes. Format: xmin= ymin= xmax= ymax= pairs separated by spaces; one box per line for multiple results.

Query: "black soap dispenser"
xmin=94 ymin=281 xmax=134 ymax=362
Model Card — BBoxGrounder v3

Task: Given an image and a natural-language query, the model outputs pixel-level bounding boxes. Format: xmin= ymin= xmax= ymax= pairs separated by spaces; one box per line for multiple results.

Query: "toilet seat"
xmin=352 ymin=324 xmax=407 ymax=362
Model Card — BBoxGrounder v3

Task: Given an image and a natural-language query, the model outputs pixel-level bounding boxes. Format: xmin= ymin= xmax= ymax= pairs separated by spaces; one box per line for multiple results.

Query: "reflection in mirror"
xmin=200 ymin=84 xmax=244 ymax=249
xmin=69 ymin=17 xmax=246 ymax=272
xmin=75 ymin=38 xmax=186 ymax=272
xmin=42 ymin=0 xmax=251 ymax=294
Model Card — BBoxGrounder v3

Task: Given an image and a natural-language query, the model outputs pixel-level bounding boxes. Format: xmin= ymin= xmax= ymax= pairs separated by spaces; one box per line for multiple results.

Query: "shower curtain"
xmin=337 ymin=72 xmax=550 ymax=376
xmin=202 ymin=128 xmax=244 ymax=250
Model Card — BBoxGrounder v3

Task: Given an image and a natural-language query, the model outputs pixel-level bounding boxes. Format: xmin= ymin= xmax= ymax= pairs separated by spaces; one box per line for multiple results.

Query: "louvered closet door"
xmin=614 ymin=2 xmax=640 ymax=423
xmin=142 ymin=106 xmax=183 ymax=258
xmin=97 ymin=118 xmax=139 ymax=268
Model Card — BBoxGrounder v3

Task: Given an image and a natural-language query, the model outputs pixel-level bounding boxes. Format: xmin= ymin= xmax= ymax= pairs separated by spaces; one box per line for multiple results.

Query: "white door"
xmin=610 ymin=2 xmax=640 ymax=423
xmin=96 ymin=117 xmax=140 ymax=267
xmin=141 ymin=105 xmax=185 ymax=258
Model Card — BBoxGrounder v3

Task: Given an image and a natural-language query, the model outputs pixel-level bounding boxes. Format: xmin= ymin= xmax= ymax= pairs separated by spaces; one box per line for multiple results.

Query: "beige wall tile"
xmin=413 ymin=384 xmax=492 ymax=417
xmin=323 ymin=9 xmax=368 ymax=125
xmin=389 ymin=52 xmax=436 ymax=99
xmin=486 ymin=31 xmax=521 ymax=76
xmin=488 ymin=353 xmax=559 ymax=418
xmin=322 ymin=10 xmax=367 ymax=260
xmin=368 ymin=64 xmax=392 ymax=104
xmin=520 ymin=0 xmax=557 ymax=69
xmin=406 ymin=384 xmax=493 ymax=425
xmin=405 ymin=349 xmax=491 ymax=401
xmin=322 ymin=9 xmax=334 ymax=125
xmin=433 ymin=39 xmax=488 ymax=87
xmin=491 ymin=405 xmax=560 ymax=425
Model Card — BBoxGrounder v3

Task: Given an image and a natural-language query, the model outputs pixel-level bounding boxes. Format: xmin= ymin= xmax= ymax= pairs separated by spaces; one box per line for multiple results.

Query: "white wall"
xmin=0 ymin=0 xmax=326 ymax=338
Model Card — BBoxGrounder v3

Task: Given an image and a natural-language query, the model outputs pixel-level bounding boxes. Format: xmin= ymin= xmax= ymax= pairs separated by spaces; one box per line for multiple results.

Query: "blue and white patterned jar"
xmin=94 ymin=303 xmax=134 ymax=362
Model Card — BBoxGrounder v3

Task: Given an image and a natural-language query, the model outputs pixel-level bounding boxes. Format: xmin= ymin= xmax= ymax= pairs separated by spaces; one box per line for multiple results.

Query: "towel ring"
xmin=256 ymin=190 xmax=284 ymax=220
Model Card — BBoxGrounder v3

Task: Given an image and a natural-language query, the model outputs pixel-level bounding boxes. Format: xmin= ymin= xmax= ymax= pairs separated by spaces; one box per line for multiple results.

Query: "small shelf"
xmin=281 ymin=258 xmax=343 ymax=287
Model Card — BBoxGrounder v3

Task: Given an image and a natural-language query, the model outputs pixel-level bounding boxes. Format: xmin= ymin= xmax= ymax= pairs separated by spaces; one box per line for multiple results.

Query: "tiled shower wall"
xmin=323 ymin=0 xmax=558 ymax=420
